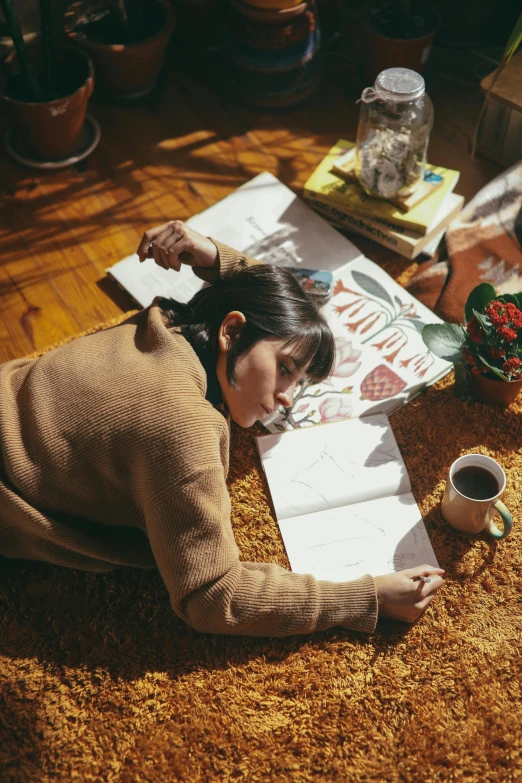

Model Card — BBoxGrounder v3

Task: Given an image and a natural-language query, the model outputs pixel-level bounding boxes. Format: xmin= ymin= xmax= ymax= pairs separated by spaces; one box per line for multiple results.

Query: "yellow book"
xmin=304 ymin=191 xmax=464 ymax=259
xmin=303 ymin=140 xmax=461 ymax=236
xmin=332 ymin=145 xmax=445 ymax=212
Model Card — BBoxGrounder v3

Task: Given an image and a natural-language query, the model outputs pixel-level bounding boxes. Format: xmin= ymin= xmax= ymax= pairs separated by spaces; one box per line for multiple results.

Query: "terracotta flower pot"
xmin=64 ymin=0 xmax=176 ymax=100
xmin=0 ymin=45 xmax=94 ymax=161
xmin=471 ymin=373 xmax=522 ymax=407
xmin=359 ymin=0 xmax=440 ymax=84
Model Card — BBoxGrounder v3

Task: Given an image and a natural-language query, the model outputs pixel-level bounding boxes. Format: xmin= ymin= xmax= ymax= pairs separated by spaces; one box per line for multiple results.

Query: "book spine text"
xmin=303 ymin=193 xmax=416 ymax=259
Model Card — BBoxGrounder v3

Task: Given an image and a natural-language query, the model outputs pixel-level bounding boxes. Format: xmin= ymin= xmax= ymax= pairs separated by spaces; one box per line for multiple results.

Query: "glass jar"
xmin=355 ymin=68 xmax=434 ymax=200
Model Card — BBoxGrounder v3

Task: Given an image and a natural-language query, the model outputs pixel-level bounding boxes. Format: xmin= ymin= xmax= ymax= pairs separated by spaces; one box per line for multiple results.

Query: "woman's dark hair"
xmin=159 ymin=264 xmax=335 ymax=386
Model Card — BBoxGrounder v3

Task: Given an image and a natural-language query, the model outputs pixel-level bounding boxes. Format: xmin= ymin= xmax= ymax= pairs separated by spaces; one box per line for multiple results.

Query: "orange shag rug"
xmin=1 ymin=289 xmax=522 ymax=782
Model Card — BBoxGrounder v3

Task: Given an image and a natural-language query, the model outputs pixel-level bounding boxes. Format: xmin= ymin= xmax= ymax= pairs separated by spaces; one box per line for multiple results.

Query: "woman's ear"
xmin=218 ymin=311 xmax=246 ymax=352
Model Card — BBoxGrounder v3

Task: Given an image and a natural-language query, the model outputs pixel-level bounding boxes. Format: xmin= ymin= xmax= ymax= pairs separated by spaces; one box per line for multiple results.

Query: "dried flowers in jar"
xmin=355 ymin=67 xmax=434 ymax=200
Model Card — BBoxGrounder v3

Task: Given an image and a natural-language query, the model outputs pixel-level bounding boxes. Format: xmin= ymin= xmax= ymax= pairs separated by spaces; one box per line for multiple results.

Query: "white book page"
xmin=106 ymin=171 xmax=363 ymax=308
xmin=278 ymin=493 xmax=439 ymax=582
xmin=257 ymin=413 xmax=410 ymax=520
xmin=187 ymin=171 xmax=363 ymax=272
xmin=107 ymin=255 xmax=204 ymax=308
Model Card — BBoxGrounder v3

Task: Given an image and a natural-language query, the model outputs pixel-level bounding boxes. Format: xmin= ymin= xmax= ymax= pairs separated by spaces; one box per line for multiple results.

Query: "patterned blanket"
xmin=407 ymin=161 xmax=522 ymax=323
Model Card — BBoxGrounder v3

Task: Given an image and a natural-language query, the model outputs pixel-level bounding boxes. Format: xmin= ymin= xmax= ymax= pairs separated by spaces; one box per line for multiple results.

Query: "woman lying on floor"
xmin=0 ymin=221 xmax=444 ymax=636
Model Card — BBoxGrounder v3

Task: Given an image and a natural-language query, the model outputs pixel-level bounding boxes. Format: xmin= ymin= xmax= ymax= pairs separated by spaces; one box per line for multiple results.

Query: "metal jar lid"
xmin=374 ymin=68 xmax=426 ymax=101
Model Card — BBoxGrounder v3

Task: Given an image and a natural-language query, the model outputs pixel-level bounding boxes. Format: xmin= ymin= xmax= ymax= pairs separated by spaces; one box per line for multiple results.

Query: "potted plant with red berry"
xmin=422 ymin=283 xmax=522 ymax=407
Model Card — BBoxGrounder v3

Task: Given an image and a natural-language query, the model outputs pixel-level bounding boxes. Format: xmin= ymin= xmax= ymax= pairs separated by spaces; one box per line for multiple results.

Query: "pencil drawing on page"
xmin=257 ymin=414 xmax=440 ymax=581
xmin=274 ymin=438 xmax=404 ymax=517
xmin=304 ymin=512 xmax=386 ymax=574
xmin=260 ymin=415 xmax=408 ymax=520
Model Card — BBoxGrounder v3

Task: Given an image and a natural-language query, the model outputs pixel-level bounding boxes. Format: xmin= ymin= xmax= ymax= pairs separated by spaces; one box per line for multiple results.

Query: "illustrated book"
xmin=106 ymin=171 xmax=452 ymax=433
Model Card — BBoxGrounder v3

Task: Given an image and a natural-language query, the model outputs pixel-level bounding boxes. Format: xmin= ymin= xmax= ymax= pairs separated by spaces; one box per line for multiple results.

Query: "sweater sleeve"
xmin=143 ymin=465 xmax=378 ymax=637
xmin=192 ymin=238 xmax=260 ymax=284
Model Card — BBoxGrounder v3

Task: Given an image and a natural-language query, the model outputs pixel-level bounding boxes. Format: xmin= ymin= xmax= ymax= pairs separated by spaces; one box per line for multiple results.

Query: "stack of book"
xmin=303 ymin=140 xmax=464 ymax=260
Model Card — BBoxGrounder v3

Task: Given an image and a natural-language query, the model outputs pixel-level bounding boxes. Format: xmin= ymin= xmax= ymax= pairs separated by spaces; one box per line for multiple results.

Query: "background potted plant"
xmin=471 ymin=11 xmax=522 ymax=158
xmin=64 ymin=0 xmax=176 ymax=101
xmin=0 ymin=0 xmax=95 ymax=162
xmin=359 ymin=0 xmax=440 ymax=83
xmin=422 ymin=283 xmax=522 ymax=407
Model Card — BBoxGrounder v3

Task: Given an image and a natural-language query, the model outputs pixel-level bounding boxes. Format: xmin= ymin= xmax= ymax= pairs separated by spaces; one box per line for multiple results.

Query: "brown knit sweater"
xmin=0 ymin=241 xmax=378 ymax=636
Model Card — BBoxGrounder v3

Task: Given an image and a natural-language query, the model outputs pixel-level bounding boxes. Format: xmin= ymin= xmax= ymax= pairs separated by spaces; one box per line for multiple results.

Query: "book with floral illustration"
xmin=106 ymin=171 xmax=451 ymax=433
xmin=265 ymin=253 xmax=451 ymax=432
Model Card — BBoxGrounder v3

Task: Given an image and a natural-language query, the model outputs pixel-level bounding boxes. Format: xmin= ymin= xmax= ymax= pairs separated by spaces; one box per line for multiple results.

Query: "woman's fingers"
xmin=137 ymin=220 xmax=218 ymax=270
xmin=153 ymin=225 xmax=182 ymax=270
xmin=375 ymin=566 xmax=445 ymax=624
xmin=151 ymin=240 xmax=168 ymax=271
xmin=409 ymin=565 xmax=445 ymax=596
xmin=138 ymin=222 xmax=197 ymax=271
xmin=413 ymin=576 xmax=443 ymax=601
xmin=416 ymin=593 xmax=436 ymax=612
xmin=166 ymin=238 xmax=194 ymax=271
xmin=137 ymin=221 xmax=175 ymax=262
xmin=152 ymin=233 xmax=193 ymax=272
xmin=406 ymin=564 xmax=445 ymax=580
xmin=410 ymin=564 xmax=445 ymax=576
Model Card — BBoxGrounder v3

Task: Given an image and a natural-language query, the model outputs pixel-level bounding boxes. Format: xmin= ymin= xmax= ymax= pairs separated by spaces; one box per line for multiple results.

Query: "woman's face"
xmin=216 ymin=312 xmax=309 ymax=428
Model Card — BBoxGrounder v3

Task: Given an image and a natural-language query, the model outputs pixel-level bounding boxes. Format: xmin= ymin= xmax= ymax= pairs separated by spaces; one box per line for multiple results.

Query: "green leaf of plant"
xmin=497 ymin=294 xmax=520 ymax=308
xmin=477 ymin=354 xmax=509 ymax=381
xmin=464 ymin=283 xmax=496 ymax=322
xmin=0 ymin=21 xmax=12 ymax=36
xmin=472 ymin=308 xmax=492 ymax=334
xmin=504 ymin=11 xmax=522 ymax=61
xmin=422 ymin=323 xmax=466 ymax=362
xmin=351 ymin=271 xmax=394 ymax=307
xmin=403 ymin=318 xmax=426 ymax=335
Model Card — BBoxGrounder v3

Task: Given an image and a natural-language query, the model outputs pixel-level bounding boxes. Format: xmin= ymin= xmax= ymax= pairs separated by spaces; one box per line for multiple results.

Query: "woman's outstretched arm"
xmin=140 ymin=439 xmax=444 ymax=637
xmin=143 ymin=463 xmax=379 ymax=637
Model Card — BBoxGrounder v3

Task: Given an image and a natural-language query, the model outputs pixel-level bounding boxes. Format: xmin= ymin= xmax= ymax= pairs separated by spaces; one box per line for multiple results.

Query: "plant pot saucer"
xmin=4 ymin=113 xmax=100 ymax=170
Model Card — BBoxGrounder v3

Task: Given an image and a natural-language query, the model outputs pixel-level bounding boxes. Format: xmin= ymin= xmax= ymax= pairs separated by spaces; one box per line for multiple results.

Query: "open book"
xmin=257 ymin=413 xmax=439 ymax=581
xmin=106 ymin=172 xmax=451 ymax=433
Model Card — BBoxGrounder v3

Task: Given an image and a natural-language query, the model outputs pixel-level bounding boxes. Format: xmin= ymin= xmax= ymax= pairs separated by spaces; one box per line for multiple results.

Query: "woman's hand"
xmin=136 ymin=220 xmax=218 ymax=272
xmin=374 ymin=565 xmax=445 ymax=624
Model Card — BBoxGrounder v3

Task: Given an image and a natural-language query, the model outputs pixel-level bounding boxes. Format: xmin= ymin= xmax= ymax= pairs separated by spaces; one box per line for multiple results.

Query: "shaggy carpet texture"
xmin=1 ymin=263 xmax=522 ymax=782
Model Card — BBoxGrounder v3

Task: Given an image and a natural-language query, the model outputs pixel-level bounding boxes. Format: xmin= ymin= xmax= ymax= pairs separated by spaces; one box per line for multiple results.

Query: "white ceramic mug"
xmin=441 ymin=454 xmax=512 ymax=540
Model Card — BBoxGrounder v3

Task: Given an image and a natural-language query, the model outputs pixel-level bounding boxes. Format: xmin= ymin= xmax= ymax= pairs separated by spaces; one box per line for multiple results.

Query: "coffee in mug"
xmin=452 ymin=465 xmax=500 ymax=501
xmin=442 ymin=454 xmax=512 ymax=540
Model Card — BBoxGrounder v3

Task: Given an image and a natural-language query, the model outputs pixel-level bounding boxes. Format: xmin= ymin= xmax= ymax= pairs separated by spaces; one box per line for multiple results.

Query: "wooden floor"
xmin=0 ymin=46 xmax=503 ymax=364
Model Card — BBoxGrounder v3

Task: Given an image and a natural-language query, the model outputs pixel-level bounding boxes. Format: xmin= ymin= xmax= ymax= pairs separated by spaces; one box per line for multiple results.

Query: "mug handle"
xmin=486 ymin=500 xmax=513 ymax=540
